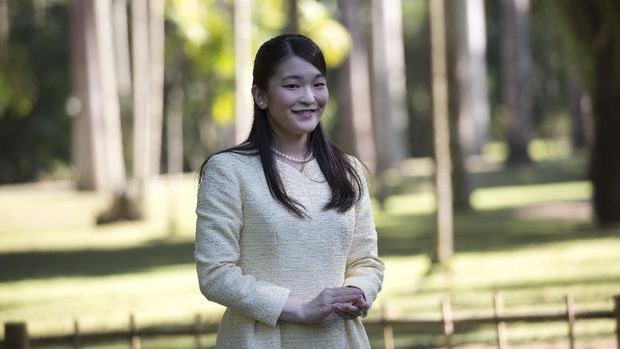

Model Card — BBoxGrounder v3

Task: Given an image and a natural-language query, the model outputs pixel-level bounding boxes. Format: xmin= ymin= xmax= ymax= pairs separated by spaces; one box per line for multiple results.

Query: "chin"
xmin=291 ymin=127 xmax=317 ymax=137
xmin=296 ymin=120 xmax=321 ymax=135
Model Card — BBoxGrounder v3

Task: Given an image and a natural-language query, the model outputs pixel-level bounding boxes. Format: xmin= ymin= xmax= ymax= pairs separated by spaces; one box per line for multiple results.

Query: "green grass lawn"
xmin=1 ymin=155 xmax=618 ymax=348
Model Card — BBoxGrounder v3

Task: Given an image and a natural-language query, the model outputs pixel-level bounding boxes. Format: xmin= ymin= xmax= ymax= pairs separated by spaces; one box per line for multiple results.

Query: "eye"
xmin=314 ymin=82 xmax=327 ymax=88
xmin=283 ymin=84 xmax=299 ymax=89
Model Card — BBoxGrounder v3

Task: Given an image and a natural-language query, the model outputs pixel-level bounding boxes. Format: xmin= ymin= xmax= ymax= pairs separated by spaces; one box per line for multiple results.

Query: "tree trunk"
xmin=446 ymin=0 xmax=489 ymax=211
xmin=370 ymin=0 xmax=409 ymax=201
xmin=234 ymin=0 xmax=253 ymax=144
xmin=451 ymin=0 xmax=490 ymax=156
xmin=112 ymin=0 xmax=133 ymax=169
xmin=501 ymin=0 xmax=532 ymax=165
xmin=0 ymin=0 xmax=8 ymax=58
xmin=430 ymin=0 xmax=454 ymax=264
xmin=338 ymin=0 xmax=376 ymax=171
xmin=120 ymin=0 xmax=165 ymax=220
xmin=112 ymin=0 xmax=131 ymax=102
xmin=93 ymin=0 xmax=126 ymax=193
xmin=568 ymin=75 xmax=593 ymax=152
xmin=166 ymin=83 xmax=184 ymax=236
xmin=131 ymin=0 xmax=151 ymax=214
xmin=148 ymin=0 xmax=165 ymax=176
xmin=33 ymin=0 xmax=47 ymax=26
xmin=559 ymin=0 xmax=620 ymax=227
xmin=591 ymin=45 xmax=620 ymax=226
xmin=166 ymin=86 xmax=184 ymax=176
xmin=446 ymin=3 xmax=465 ymax=210
xmin=71 ymin=0 xmax=96 ymax=189
xmin=81 ymin=0 xmax=106 ymax=191
xmin=71 ymin=0 xmax=126 ymax=194
xmin=285 ymin=0 xmax=298 ymax=34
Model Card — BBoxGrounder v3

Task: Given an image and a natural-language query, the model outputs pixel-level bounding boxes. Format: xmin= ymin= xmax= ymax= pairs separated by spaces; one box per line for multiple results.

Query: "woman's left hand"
xmin=332 ymin=296 xmax=369 ymax=319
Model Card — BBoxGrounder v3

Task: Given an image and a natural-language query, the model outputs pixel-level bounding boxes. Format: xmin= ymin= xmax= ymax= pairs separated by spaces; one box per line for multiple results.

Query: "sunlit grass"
xmin=472 ymin=181 xmax=591 ymax=210
xmin=377 ymin=237 xmax=620 ymax=312
xmin=0 ymin=176 xmax=199 ymax=252
xmin=0 ymin=266 xmax=223 ymax=335
xmin=379 ymin=180 xmax=590 ymax=217
xmin=482 ymin=138 xmax=577 ymax=163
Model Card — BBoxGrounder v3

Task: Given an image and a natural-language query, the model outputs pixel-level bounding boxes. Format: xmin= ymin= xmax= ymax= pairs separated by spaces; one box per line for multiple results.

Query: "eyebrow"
xmin=280 ymin=74 xmax=325 ymax=81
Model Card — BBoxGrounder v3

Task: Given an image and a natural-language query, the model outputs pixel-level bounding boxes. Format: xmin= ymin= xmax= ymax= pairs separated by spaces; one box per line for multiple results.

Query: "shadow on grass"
xmin=1 ymin=188 xmax=607 ymax=286
xmin=471 ymin=159 xmax=587 ymax=188
xmin=0 ymin=240 xmax=195 ymax=282
xmin=1 ymin=206 xmax=602 ymax=283
xmin=396 ymin=158 xmax=587 ymax=194
xmin=377 ymin=207 xmax=597 ymax=257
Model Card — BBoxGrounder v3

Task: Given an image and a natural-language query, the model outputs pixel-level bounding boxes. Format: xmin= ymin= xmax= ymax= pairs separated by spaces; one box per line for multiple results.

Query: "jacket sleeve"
xmin=195 ymin=154 xmax=290 ymax=327
xmin=343 ymin=158 xmax=385 ymax=308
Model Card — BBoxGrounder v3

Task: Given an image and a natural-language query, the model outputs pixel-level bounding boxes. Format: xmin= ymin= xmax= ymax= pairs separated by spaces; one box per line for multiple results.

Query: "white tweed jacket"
xmin=195 ymin=151 xmax=384 ymax=349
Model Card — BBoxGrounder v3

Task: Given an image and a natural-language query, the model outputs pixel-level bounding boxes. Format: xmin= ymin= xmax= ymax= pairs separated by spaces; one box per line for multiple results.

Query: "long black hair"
xmin=199 ymin=34 xmax=363 ymax=218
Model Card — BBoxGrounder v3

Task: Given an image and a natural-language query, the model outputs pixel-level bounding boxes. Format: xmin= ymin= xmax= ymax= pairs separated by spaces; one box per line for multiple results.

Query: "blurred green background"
xmin=1 ymin=0 xmax=619 ymax=348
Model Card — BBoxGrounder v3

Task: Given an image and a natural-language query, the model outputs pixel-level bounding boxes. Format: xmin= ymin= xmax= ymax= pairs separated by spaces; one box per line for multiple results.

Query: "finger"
xmin=332 ymin=304 xmax=359 ymax=318
xmin=334 ymin=310 xmax=355 ymax=319
xmin=340 ymin=303 xmax=363 ymax=316
xmin=329 ymin=293 xmax=363 ymax=304
xmin=344 ymin=301 xmax=368 ymax=318
xmin=352 ymin=297 xmax=369 ymax=311
xmin=334 ymin=303 xmax=358 ymax=312
xmin=333 ymin=303 xmax=363 ymax=317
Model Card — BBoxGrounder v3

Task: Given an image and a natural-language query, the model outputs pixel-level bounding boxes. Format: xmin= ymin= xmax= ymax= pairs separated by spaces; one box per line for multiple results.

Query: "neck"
xmin=272 ymin=134 xmax=309 ymax=158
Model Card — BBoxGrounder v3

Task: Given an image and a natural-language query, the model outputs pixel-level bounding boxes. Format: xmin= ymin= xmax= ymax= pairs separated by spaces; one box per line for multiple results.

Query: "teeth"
xmin=296 ymin=110 xmax=314 ymax=116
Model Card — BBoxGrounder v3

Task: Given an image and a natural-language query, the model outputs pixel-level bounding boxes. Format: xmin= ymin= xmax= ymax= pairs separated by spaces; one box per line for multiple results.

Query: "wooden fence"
xmin=3 ymin=293 xmax=620 ymax=349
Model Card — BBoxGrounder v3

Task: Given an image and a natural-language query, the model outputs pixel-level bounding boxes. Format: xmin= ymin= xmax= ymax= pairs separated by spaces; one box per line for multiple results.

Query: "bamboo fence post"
xmin=382 ymin=302 xmax=394 ymax=349
xmin=614 ymin=294 xmax=620 ymax=349
xmin=194 ymin=313 xmax=203 ymax=349
xmin=4 ymin=322 xmax=29 ymax=349
xmin=441 ymin=296 xmax=454 ymax=349
xmin=73 ymin=319 xmax=81 ymax=349
xmin=130 ymin=313 xmax=141 ymax=349
xmin=565 ymin=294 xmax=575 ymax=349
xmin=493 ymin=292 xmax=507 ymax=349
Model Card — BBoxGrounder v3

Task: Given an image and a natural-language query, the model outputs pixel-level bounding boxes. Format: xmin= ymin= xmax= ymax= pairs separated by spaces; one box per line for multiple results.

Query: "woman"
xmin=195 ymin=34 xmax=384 ymax=349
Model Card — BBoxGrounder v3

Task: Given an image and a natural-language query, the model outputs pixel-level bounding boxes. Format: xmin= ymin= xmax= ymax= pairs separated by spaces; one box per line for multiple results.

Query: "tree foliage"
xmin=0 ymin=0 xmax=350 ymax=183
xmin=164 ymin=0 xmax=351 ymax=170
xmin=0 ymin=2 xmax=70 ymax=183
xmin=1 ymin=0 xmax=605 ymax=192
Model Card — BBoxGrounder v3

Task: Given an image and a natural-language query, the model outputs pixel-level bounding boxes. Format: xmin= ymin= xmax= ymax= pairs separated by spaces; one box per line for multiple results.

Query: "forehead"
xmin=272 ymin=56 xmax=324 ymax=80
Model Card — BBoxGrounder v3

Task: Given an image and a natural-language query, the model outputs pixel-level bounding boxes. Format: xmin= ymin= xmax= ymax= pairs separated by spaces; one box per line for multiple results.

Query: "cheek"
xmin=276 ymin=90 xmax=299 ymax=106
xmin=317 ymin=89 xmax=329 ymax=106
xmin=266 ymin=88 xmax=290 ymax=105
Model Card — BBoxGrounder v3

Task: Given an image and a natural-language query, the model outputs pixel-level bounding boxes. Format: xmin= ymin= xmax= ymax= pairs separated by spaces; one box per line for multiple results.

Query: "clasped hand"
xmin=280 ymin=287 xmax=369 ymax=324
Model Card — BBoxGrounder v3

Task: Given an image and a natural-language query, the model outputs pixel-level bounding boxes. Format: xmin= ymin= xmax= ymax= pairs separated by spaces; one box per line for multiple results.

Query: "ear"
xmin=251 ymin=85 xmax=268 ymax=109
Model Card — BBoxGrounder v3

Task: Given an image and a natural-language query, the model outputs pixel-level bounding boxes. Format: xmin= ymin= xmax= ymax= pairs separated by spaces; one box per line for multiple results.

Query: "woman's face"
xmin=254 ymin=55 xmax=329 ymax=143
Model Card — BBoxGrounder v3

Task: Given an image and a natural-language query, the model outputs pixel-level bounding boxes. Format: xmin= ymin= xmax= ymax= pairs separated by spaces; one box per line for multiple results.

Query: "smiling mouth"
xmin=293 ymin=109 xmax=317 ymax=117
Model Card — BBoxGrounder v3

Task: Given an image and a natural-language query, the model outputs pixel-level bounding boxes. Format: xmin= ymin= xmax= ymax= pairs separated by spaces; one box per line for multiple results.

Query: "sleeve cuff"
xmin=251 ymin=283 xmax=291 ymax=327
xmin=343 ymin=278 xmax=378 ymax=307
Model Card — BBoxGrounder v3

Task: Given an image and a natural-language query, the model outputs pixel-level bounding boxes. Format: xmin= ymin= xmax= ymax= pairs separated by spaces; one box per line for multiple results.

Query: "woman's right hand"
xmin=303 ymin=287 xmax=365 ymax=323
xmin=280 ymin=287 xmax=365 ymax=324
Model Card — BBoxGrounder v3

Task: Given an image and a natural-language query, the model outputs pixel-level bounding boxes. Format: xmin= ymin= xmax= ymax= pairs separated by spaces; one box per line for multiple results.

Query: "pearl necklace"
xmin=271 ymin=147 xmax=313 ymax=164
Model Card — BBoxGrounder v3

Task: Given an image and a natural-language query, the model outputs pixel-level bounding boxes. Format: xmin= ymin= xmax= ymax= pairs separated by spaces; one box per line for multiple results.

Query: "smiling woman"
xmin=195 ymin=34 xmax=384 ymax=349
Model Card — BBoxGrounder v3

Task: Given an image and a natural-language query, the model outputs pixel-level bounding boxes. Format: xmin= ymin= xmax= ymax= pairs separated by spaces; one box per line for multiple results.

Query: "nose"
xmin=298 ymin=86 xmax=315 ymax=105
